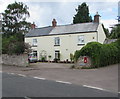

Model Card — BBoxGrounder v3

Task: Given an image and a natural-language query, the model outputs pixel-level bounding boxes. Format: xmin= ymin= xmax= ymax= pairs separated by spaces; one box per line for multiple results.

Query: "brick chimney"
xmin=31 ymin=22 xmax=36 ymax=29
xmin=94 ymin=12 xmax=101 ymax=23
xmin=52 ymin=19 xmax=57 ymax=27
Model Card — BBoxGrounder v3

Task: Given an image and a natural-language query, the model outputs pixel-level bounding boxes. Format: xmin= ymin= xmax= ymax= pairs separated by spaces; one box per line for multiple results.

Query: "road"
xmin=2 ymin=72 xmax=118 ymax=97
xmin=3 ymin=63 xmax=118 ymax=93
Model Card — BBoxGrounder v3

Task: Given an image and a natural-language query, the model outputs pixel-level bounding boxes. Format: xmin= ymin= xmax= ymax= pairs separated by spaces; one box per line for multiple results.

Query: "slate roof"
xmin=25 ymin=22 xmax=99 ymax=37
xmin=25 ymin=26 xmax=53 ymax=37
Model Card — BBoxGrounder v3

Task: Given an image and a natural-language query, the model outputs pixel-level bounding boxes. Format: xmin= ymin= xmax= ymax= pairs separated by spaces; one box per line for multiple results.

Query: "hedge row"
xmin=74 ymin=39 xmax=120 ymax=68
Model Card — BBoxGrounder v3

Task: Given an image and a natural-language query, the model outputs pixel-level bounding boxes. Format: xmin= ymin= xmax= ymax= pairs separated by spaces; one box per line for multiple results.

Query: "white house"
xmin=25 ymin=13 xmax=106 ymax=62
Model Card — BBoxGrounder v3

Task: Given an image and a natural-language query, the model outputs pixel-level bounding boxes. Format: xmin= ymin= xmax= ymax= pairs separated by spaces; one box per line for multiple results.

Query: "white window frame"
xmin=54 ymin=37 xmax=60 ymax=46
xmin=78 ymin=35 xmax=85 ymax=45
xmin=32 ymin=39 xmax=37 ymax=46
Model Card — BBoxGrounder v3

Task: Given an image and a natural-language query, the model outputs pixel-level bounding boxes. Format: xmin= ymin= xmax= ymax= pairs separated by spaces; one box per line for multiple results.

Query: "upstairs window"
xmin=78 ymin=35 xmax=85 ymax=45
xmin=54 ymin=37 xmax=60 ymax=46
xmin=32 ymin=39 xmax=37 ymax=47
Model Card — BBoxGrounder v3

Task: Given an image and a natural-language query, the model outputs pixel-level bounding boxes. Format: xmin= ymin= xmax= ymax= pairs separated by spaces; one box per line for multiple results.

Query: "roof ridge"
xmin=35 ymin=26 xmax=52 ymax=29
xmin=34 ymin=22 xmax=97 ymax=29
xmin=55 ymin=22 xmax=97 ymax=27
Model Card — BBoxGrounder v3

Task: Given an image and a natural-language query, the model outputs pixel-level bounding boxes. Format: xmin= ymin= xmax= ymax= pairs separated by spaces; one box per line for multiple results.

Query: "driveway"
xmin=2 ymin=62 xmax=118 ymax=93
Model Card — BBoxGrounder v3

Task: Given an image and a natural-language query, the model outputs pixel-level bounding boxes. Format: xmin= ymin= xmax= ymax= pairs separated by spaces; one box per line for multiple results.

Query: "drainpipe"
xmin=97 ymin=31 xmax=98 ymax=42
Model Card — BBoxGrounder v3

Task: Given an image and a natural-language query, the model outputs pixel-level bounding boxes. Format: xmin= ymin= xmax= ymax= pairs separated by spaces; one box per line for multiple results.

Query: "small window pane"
xmin=54 ymin=37 xmax=60 ymax=45
xmin=78 ymin=35 xmax=84 ymax=44
xmin=33 ymin=39 xmax=37 ymax=46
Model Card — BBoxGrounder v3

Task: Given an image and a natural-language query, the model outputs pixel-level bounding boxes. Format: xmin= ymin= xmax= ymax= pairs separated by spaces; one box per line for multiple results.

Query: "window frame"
xmin=54 ymin=37 xmax=60 ymax=46
xmin=78 ymin=35 xmax=85 ymax=46
xmin=55 ymin=50 xmax=60 ymax=60
xmin=32 ymin=39 xmax=37 ymax=47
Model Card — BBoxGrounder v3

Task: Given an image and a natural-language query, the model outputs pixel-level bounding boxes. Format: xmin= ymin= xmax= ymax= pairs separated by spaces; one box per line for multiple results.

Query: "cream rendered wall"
xmin=97 ymin=24 xmax=106 ymax=44
xmin=53 ymin=32 xmax=97 ymax=61
xmin=25 ymin=32 xmax=97 ymax=61
xmin=25 ymin=37 xmax=38 ymax=51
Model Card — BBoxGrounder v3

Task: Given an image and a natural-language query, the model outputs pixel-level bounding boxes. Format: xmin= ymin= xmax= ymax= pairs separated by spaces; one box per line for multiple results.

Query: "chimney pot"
xmin=94 ymin=12 xmax=101 ymax=23
xmin=31 ymin=22 xmax=36 ymax=29
xmin=52 ymin=19 xmax=57 ymax=27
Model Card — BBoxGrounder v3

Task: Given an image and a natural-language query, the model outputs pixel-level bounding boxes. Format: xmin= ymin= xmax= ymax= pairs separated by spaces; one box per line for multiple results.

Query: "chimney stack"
xmin=52 ymin=19 xmax=57 ymax=27
xmin=31 ymin=22 xmax=36 ymax=29
xmin=94 ymin=12 xmax=101 ymax=23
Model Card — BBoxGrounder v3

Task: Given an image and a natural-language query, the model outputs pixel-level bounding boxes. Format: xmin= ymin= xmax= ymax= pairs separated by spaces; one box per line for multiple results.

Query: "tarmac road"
xmin=2 ymin=63 xmax=118 ymax=93
xmin=2 ymin=72 xmax=118 ymax=97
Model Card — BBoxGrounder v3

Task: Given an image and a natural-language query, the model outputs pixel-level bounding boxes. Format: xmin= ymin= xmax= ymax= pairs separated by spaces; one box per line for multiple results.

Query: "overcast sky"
xmin=0 ymin=0 xmax=119 ymax=31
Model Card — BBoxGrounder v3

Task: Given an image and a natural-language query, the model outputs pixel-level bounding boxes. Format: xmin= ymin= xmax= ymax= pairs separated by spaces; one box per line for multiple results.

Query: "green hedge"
xmin=74 ymin=39 xmax=120 ymax=68
xmin=2 ymin=34 xmax=25 ymax=55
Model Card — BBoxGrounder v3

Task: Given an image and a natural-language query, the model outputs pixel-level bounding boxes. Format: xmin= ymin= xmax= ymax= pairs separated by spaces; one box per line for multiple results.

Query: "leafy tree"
xmin=102 ymin=24 xmax=109 ymax=38
xmin=109 ymin=24 xmax=120 ymax=39
xmin=2 ymin=2 xmax=31 ymax=54
xmin=73 ymin=2 xmax=92 ymax=24
xmin=2 ymin=1 xmax=31 ymax=37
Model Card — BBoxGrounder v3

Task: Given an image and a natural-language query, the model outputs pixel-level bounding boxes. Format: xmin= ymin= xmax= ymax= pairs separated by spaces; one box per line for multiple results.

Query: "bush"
xmin=41 ymin=57 xmax=46 ymax=62
xmin=74 ymin=42 xmax=102 ymax=67
xmin=2 ymin=34 xmax=25 ymax=55
xmin=74 ymin=40 xmax=120 ymax=68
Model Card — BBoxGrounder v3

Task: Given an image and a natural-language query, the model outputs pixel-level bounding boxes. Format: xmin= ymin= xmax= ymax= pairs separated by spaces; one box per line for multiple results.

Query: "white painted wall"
xmin=97 ymin=24 xmax=106 ymax=44
xmin=25 ymin=32 xmax=97 ymax=61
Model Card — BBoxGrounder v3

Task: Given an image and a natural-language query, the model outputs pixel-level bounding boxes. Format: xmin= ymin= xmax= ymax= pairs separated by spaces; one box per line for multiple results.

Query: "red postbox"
xmin=84 ymin=57 xmax=87 ymax=63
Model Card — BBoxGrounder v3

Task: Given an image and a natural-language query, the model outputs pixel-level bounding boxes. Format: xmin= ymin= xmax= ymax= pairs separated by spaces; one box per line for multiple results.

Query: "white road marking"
xmin=118 ymin=92 xmax=120 ymax=93
xmin=56 ymin=80 xmax=72 ymax=84
xmin=10 ymin=73 xmax=15 ymax=75
xmin=24 ymin=96 xmax=32 ymax=99
xmin=17 ymin=74 xmax=26 ymax=77
xmin=7 ymin=72 xmax=11 ymax=74
xmin=33 ymin=77 xmax=46 ymax=80
xmin=83 ymin=85 xmax=106 ymax=91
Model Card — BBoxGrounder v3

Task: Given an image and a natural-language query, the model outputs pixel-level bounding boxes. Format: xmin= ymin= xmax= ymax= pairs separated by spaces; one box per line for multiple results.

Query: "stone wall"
xmin=75 ymin=56 xmax=92 ymax=67
xmin=2 ymin=54 xmax=29 ymax=67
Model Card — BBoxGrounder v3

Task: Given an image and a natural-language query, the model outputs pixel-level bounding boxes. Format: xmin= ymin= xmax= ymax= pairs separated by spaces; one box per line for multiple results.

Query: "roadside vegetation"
xmin=1 ymin=2 xmax=31 ymax=55
xmin=74 ymin=39 xmax=120 ymax=68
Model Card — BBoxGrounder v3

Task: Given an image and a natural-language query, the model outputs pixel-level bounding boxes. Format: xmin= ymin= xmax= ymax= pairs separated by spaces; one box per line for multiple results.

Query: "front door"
xmin=55 ymin=50 xmax=60 ymax=60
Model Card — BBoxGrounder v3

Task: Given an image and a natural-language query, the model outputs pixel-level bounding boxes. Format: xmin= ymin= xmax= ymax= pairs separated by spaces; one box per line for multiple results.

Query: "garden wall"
xmin=2 ymin=54 xmax=29 ymax=67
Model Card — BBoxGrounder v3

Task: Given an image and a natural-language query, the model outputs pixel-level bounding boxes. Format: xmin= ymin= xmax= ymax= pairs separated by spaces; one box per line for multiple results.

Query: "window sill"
xmin=32 ymin=45 xmax=37 ymax=47
xmin=77 ymin=44 xmax=85 ymax=46
xmin=54 ymin=45 xmax=60 ymax=46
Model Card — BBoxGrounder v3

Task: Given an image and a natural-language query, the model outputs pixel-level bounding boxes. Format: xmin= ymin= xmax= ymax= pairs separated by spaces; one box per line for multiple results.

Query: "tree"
xmin=2 ymin=2 xmax=31 ymax=54
xmin=102 ymin=24 xmax=109 ymax=38
xmin=2 ymin=1 xmax=31 ymax=37
xmin=73 ymin=2 xmax=92 ymax=24
xmin=109 ymin=24 xmax=120 ymax=39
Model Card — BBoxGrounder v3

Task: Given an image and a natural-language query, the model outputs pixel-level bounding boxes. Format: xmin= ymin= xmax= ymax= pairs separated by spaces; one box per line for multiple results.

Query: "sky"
xmin=0 ymin=0 xmax=119 ymax=31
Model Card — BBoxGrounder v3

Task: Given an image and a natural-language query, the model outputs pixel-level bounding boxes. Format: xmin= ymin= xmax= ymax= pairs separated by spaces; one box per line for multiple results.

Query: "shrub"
xmin=41 ymin=57 xmax=46 ymax=62
xmin=74 ymin=40 xmax=120 ymax=68
xmin=70 ymin=53 xmax=74 ymax=62
xmin=2 ymin=34 xmax=26 ymax=55
xmin=74 ymin=42 xmax=102 ymax=67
